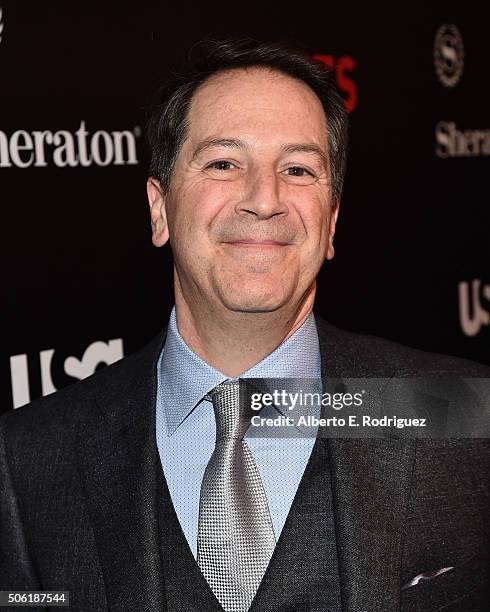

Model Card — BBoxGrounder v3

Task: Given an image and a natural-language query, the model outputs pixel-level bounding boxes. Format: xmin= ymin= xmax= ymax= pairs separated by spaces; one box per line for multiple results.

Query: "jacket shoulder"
xmin=314 ymin=313 xmax=490 ymax=377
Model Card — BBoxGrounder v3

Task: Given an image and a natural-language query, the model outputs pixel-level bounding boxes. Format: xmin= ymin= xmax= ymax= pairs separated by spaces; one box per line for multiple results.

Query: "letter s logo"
xmin=64 ymin=339 xmax=124 ymax=380
xmin=313 ymin=54 xmax=358 ymax=112
xmin=336 ymin=56 xmax=357 ymax=113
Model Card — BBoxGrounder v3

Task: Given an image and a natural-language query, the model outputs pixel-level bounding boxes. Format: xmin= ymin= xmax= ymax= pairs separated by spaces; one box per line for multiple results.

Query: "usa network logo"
xmin=10 ymin=339 xmax=124 ymax=408
xmin=458 ymin=279 xmax=490 ymax=337
xmin=0 ymin=7 xmax=4 ymax=44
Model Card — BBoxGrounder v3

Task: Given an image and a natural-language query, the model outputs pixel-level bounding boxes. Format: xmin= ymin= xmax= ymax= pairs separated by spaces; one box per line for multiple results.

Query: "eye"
xmin=286 ymin=166 xmax=314 ymax=177
xmin=206 ymin=160 xmax=236 ymax=171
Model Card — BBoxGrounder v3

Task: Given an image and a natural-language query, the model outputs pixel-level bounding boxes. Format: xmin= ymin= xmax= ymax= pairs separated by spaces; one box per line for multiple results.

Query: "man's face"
xmin=148 ymin=67 xmax=339 ymax=314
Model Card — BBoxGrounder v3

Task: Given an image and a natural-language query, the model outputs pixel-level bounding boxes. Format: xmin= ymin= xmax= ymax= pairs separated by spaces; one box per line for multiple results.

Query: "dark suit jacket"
xmin=1 ymin=314 xmax=489 ymax=611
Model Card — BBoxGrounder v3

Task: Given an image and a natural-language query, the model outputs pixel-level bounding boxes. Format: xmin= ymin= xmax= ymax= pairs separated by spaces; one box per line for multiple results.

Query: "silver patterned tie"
xmin=197 ymin=379 xmax=276 ymax=612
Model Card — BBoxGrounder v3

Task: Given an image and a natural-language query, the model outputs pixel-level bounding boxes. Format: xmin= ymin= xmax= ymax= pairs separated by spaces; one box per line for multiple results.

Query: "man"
xmin=1 ymin=40 xmax=489 ymax=612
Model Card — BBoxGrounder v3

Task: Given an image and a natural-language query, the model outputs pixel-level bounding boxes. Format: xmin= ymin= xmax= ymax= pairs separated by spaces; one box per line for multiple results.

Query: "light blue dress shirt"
xmin=156 ymin=306 xmax=322 ymax=558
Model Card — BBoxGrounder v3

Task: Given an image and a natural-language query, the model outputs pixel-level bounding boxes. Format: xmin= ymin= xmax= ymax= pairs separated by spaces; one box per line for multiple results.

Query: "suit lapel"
xmin=77 ymin=329 xmax=168 ymax=612
xmin=327 ymin=437 xmax=415 ymax=612
xmin=315 ymin=315 xmax=416 ymax=612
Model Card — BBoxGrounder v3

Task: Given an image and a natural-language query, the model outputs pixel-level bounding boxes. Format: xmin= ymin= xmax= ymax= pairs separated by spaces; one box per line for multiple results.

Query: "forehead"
xmin=186 ymin=67 xmax=328 ymax=149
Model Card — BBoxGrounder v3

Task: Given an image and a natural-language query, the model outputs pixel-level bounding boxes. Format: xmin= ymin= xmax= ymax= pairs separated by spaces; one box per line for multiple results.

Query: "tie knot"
xmin=206 ymin=379 xmax=254 ymax=440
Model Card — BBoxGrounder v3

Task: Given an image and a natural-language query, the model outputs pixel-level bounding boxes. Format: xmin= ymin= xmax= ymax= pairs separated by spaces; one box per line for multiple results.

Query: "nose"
xmin=235 ymin=167 xmax=288 ymax=220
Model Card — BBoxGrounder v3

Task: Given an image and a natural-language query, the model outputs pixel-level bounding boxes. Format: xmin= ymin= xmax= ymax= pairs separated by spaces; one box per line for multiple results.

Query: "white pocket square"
xmin=402 ymin=566 xmax=454 ymax=590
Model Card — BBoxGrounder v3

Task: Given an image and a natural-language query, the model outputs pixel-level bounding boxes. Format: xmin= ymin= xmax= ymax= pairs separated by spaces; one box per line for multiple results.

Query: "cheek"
xmin=173 ymin=178 xmax=237 ymax=237
xmin=298 ymin=196 xmax=330 ymax=239
xmin=295 ymin=199 xmax=332 ymax=268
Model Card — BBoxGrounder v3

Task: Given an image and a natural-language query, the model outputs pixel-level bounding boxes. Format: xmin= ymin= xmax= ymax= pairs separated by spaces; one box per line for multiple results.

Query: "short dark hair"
xmin=146 ymin=39 xmax=349 ymax=201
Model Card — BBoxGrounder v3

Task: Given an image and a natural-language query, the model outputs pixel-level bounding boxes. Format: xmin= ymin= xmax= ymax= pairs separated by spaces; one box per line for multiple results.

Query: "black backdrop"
xmin=3 ymin=1 xmax=489 ymax=412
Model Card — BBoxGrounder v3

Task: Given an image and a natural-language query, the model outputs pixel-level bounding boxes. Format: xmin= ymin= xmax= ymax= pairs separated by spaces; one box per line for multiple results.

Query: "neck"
xmin=173 ymin=285 xmax=316 ymax=377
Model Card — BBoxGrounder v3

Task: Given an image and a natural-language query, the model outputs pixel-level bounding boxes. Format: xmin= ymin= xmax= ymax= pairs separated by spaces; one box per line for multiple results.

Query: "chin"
xmin=220 ymin=284 xmax=294 ymax=314
xmin=227 ymin=303 xmax=284 ymax=314
xmin=212 ymin=266 xmax=300 ymax=313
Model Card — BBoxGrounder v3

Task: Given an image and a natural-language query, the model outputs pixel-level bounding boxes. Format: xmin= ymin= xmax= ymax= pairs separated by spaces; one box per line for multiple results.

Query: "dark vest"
xmin=157 ymin=436 xmax=342 ymax=612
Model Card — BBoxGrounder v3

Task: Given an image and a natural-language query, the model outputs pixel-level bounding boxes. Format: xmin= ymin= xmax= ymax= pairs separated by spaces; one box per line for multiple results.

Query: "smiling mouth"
xmin=224 ymin=239 xmax=290 ymax=246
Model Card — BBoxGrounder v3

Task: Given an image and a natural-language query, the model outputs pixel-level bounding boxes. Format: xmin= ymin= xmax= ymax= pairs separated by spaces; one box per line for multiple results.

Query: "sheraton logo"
xmin=434 ymin=24 xmax=464 ymax=88
xmin=0 ymin=121 xmax=141 ymax=168
xmin=435 ymin=121 xmax=490 ymax=157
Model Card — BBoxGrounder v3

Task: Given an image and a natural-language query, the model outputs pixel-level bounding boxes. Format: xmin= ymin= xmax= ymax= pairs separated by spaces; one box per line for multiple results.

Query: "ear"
xmin=326 ymin=199 xmax=340 ymax=260
xmin=147 ymin=177 xmax=169 ymax=247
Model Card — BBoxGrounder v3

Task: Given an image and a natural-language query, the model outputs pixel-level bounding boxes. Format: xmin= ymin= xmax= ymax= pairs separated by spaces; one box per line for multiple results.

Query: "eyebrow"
xmin=191 ymin=137 xmax=329 ymax=170
xmin=280 ymin=143 xmax=329 ymax=171
xmin=191 ymin=138 xmax=249 ymax=161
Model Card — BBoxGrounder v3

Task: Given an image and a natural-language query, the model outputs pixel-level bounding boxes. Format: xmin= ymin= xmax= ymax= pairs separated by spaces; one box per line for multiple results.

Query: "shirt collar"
xmin=158 ymin=306 xmax=321 ymax=435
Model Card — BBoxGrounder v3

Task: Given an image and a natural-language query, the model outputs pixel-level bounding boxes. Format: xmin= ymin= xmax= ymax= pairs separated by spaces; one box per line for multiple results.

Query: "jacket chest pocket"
xmin=400 ymin=555 xmax=489 ymax=611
